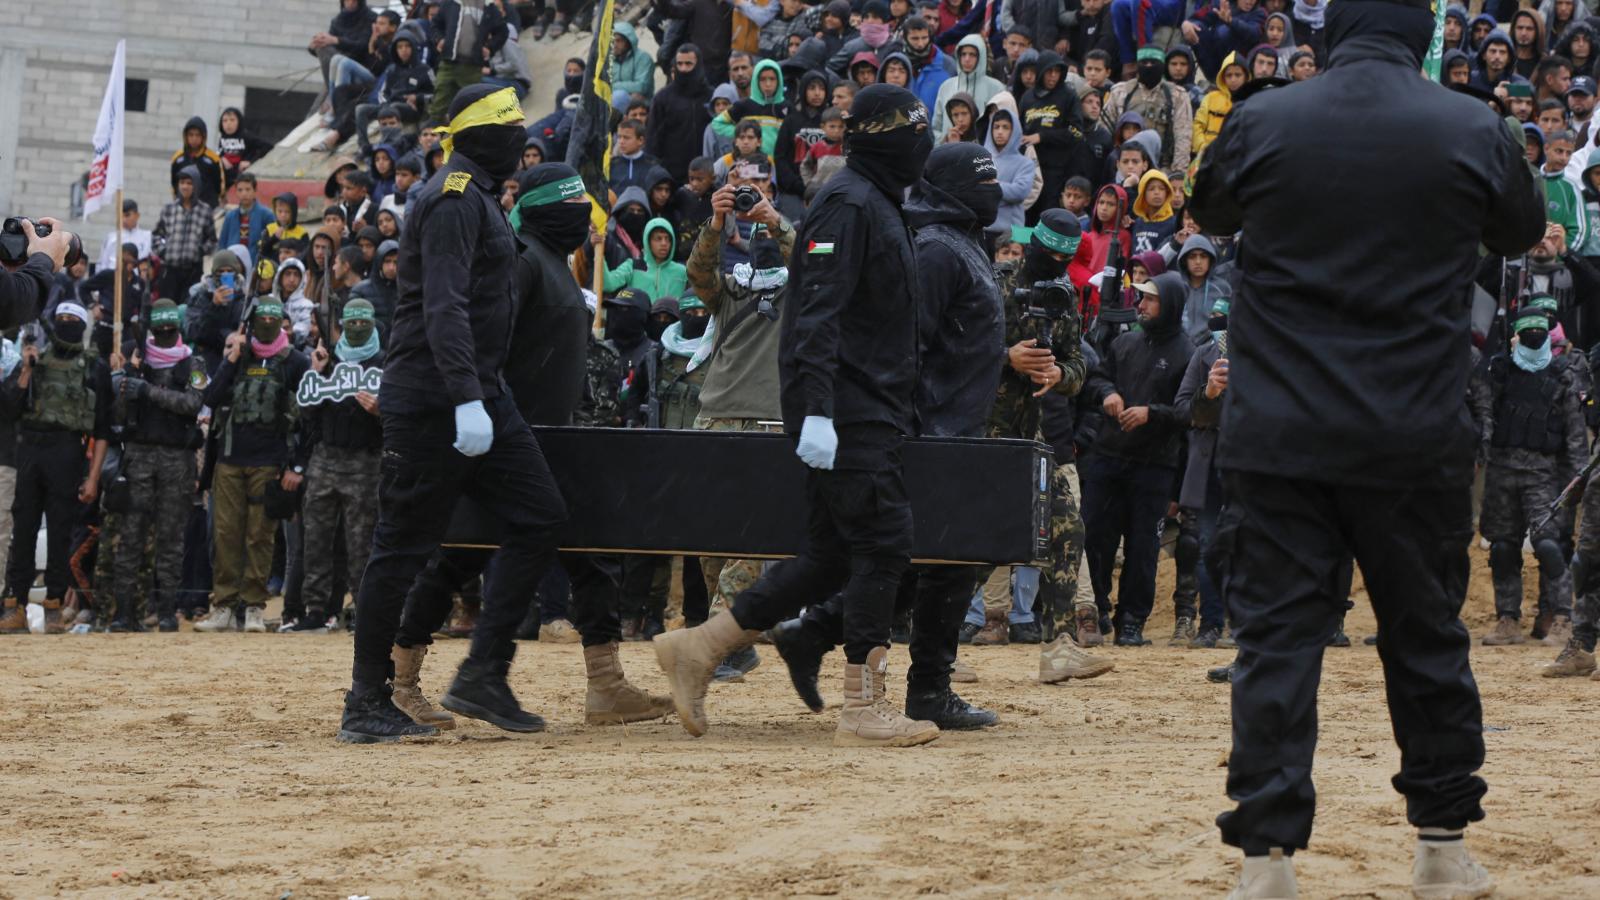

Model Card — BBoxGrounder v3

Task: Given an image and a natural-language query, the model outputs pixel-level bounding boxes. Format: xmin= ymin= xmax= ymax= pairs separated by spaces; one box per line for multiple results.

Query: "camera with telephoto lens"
xmin=0 ymin=217 xmax=83 ymax=268
xmin=1013 ymin=278 xmax=1076 ymax=351
xmin=732 ymin=185 xmax=762 ymax=214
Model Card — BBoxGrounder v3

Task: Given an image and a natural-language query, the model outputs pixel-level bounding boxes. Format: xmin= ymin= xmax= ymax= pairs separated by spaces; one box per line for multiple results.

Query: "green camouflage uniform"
xmin=972 ymin=262 xmax=1087 ymax=639
xmin=574 ymin=335 xmax=622 ymax=427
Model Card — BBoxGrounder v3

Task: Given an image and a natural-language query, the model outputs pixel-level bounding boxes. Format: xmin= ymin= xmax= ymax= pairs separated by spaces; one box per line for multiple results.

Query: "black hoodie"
xmin=169 ymin=115 xmax=225 ymax=206
xmin=776 ymin=69 xmax=832 ymax=197
xmin=216 ymin=107 xmax=271 ymax=184
xmin=328 ymin=0 xmax=379 ymax=70
xmin=1019 ymin=52 xmax=1085 ymax=175
xmin=646 ymin=50 xmax=713 ymax=182
xmin=1083 ymin=270 xmax=1190 ymax=467
xmin=383 ymin=21 xmax=436 ymax=105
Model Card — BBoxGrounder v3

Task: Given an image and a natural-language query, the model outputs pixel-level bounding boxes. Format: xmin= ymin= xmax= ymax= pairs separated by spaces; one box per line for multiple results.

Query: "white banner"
xmin=84 ymin=39 xmax=126 ymax=219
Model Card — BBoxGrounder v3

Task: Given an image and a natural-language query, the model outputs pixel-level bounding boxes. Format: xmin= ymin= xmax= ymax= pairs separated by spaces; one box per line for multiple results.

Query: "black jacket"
xmin=385 ymin=153 xmax=516 ymax=408
xmin=654 ymin=0 xmax=733 ymax=83
xmin=1018 ymin=52 xmax=1086 ymax=176
xmin=508 ymin=232 xmax=590 ymax=427
xmin=647 ymin=59 xmax=714 ymax=182
xmin=0 ymin=254 xmax=53 ymax=331
xmin=1190 ymin=33 xmax=1545 ymax=490
xmin=780 ymin=162 xmax=919 ymax=461
xmin=904 ymin=180 xmax=1003 ymax=437
xmin=1084 ymin=272 xmax=1190 ymax=468
xmin=775 ymin=71 xmax=831 ymax=198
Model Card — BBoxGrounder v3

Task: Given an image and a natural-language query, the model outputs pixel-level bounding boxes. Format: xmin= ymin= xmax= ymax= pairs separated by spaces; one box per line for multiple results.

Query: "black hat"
xmin=1570 ymin=76 xmax=1597 ymax=97
xmin=122 ymin=198 xmax=138 ymax=213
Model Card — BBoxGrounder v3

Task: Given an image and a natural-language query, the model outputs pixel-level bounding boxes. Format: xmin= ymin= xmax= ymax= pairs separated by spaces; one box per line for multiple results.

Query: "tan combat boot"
xmin=1542 ymin=640 xmax=1598 ymax=678
xmin=1039 ymin=633 xmax=1116 ymax=684
xmin=193 ymin=605 xmax=237 ymax=633
xmin=391 ymin=644 xmax=456 ymax=730
xmin=1228 ymin=848 xmax=1297 ymax=900
xmin=951 ymin=657 xmax=978 ymax=684
xmin=1075 ymin=604 xmax=1104 ymax=647
xmin=653 ymin=612 xmax=760 ymax=736
xmin=585 ymin=642 xmax=674 ymax=725
xmin=1412 ymin=831 xmax=1493 ymax=899
xmin=1480 ymin=616 xmax=1524 ymax=645
xmin=40 ymin=598 xmax=66 ymax=634
xmin=0 ymin=598 xmax=26 ymax=634
xmin=834 ymin=646 xmax=940 ymax=748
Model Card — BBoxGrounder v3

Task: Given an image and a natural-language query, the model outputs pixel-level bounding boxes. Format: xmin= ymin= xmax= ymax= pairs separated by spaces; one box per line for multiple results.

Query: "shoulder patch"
xmin=189 ymin=368 xmax=209 ymax=390
xmin=443 ymin=171 xmax=472 ymax=195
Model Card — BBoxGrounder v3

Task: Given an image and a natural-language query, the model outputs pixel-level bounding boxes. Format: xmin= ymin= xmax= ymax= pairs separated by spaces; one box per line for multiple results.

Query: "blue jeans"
xmin=964 ymin=567 xmax=1038 ymax=626
xmin=330 ymin=54 xmax=376 ymax=92
xmin=1111 ymin=0 xmax=1188 ymax=66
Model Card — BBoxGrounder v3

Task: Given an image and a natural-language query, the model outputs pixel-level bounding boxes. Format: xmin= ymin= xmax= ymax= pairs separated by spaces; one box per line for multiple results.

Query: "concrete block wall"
xmin=0 ymin=0 xmax=345 ymax=265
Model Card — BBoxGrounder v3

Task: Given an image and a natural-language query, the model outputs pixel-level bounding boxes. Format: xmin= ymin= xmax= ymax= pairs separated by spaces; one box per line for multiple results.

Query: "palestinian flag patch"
xmin=808 ymin=240 xmax=835 ymax=255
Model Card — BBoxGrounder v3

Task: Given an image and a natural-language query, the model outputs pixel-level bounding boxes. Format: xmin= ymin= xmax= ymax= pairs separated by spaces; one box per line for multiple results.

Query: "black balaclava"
xmin=922 ymin=142 xmax=1002 ymax=228
xmin=1136 ymin=47 xmax=1165 ymax=88
xmin=616 ymin=203 xmax=649 ymax=245
xmin=1021 ymin=209 xmax=1082 ymax=282
xmin=564 ymin=58 xmax=586 ymax=96
xmin=648 ymin=297 xmax=680 ymax=341
xmin=844 ymin=84 xmax=935 ymax=197
xmin=447 ymin=84 xmax=526 ymax=182
xmin=604 ymin=291 xmax=648 ymax=347
xmin=1324 ymin=0 xmax=1437 ymax=64
xmin=515 ymin=163 xmax=594 ymax=253
xmin=53 ymin=317 xmax=87 ymax=350
xmin=680 ymin=310 xmax=710 ymax=339
xmin=751 ymin=230 xmax=784 ymax=270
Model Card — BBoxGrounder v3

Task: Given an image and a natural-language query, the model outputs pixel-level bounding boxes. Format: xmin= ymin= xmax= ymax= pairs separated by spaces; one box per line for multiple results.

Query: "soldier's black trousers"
xmin=795 ymin=564 xmax=979 ymax=692
xmin=351 ymin=390 xmax=566 ymax=688
xmin=7 ymin=431 xmax=86 ymax=602
xmin=394 ymin=548 xmax=623 ymax=648
xmin=730 ymin=447 xmax=912 ymax=664
xmin=1211 ymin=471 xmax=1487 ymax=854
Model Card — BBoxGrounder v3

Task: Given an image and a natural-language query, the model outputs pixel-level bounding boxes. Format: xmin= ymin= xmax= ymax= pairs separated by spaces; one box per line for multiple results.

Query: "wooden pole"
xmin=112 ymin=187 xmax=124 ymax=354
xmin=591 ymin=244 xmax=606 ymax=338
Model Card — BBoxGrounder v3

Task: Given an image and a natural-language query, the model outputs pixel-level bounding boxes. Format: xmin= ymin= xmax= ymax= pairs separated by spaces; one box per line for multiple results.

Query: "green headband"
xmin=1527 ymin=295 xmax=1559 ymax=313
xmin=1137 ymin=47 xmax=1165 ymax=63
xmin=1031 ymin=222 xmax=1082 ymax=257
xmin=254 ymin=299 xmax=284 ymax=319
xmin=509 ymin=175 xmax=588 ymax=232
xmin=1514 ymin=313 xmax=1550 ymax=333
xmin=148 ymin=305 xmax=182 ymax=327
xmin=342 ymin=301 xmax=376 ymax=324
xmin=678 ymin=296 xmax=706 ymax=312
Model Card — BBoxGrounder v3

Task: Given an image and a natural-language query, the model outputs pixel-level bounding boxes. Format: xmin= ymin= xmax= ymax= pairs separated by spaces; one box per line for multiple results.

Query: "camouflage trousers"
xmin=1571 ymin=469 xmax=1600 ymax=651
xmin=694 ymin=415 xmax=783 ymax=613
xmin=302 ymin=445 xmax=380 ymax=617
xmin=109 ymin=444 xmax=195 ymax=619
xmin=1480 ymin=462 xmax=1572 ymax=620
xmin=973 ymin=460 xmax=1085 ymax=639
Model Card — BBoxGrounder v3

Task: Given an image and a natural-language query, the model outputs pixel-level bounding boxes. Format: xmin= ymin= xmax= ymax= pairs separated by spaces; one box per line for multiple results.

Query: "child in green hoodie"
xmin=604 ymin=217 xmax=688 ymax=303
xmin=1543 ymin=130 xmax=1588 ymax=252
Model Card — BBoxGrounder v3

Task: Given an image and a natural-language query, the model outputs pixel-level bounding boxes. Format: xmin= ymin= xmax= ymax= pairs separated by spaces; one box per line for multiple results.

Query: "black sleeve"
xmin=1173 ymin=344 xmax=1209 ymax=428
xmin=419 ymin=194 xmax=487 ymax=405
xmin=787 ymin=196 xmax=868 ymax=419
xmin=91 ymin=362 xmax=115 ymax=441
xmin=203 ymin=357 xmax=238 ymax=409
xmin=0 ymin=255 xmax=52 ymax=331
xmin=775 ymin=118 xmax=806 ymax=197
xmin=1083 ymin=336 xmax=1119 ymax=406
xmin=1482 ymin=123 xmax=1547 ymax=258
xmin=915 ymin=241 xmax=963 ymax=362
xmin=0 ymin=367 xmax=27 ymax=420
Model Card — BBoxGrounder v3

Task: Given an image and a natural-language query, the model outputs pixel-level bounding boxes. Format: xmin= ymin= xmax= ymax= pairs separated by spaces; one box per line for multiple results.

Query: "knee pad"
xmin=1488 ymin=540 xmax=1522 ymax=575
xmin=1534 ymin=539 xmax=1568 ymax=577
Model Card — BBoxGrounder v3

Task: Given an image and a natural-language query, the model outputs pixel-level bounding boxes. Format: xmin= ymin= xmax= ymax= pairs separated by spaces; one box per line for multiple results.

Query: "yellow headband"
xmin=439 ymin=87 xmax=524 ymax=162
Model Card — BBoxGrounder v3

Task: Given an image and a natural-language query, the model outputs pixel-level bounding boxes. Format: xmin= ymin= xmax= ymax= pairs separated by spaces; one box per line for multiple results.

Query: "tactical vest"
xmin=128 ymin=357 xmax=199 ymax=448
xmin=230 ymin=352 xmax=290 ymax=430
xmin=657 ymin=350 xmax=707 ymax=430
xmin=1492 ymin=365 xmax=1566 ymax=454
xmin=24 ymin=347 xmax=96 ymax=434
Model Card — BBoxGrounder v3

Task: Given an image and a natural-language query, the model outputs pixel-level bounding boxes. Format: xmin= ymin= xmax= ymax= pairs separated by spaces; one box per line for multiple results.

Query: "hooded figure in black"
xmin=1187 ymin=0 xmax=1544 ymax=890
xmin=169 ymin=115 xmax=225 ymax=206
xmin=1078 ymin=268 xmax=1189 ymax=649
xmin=776 ymin=69 xmax=834 ymax=200
xmin=652 ymin=84 xmax=943 ymax=747
xmin=647 ymin=42 xmax=714 ymax=181
xmin=1019 ymin=51 xmax=1087 ymax=222
xmin=771 ymin=142 xmax=1010 ymax=731
xmin=216 ymin=107 xmax=271 ymax=186
xmin=387 ymin=162 xmax=676 ymax=732
xmin=342 ymin=83 xmax=573 ymax=746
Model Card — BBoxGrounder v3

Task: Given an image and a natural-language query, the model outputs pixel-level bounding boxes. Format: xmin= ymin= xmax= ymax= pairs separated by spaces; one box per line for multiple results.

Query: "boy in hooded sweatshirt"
xmin=776 ymin=69 xmax=833 ymax=201
xmin=1174 ymin=234 xmax=1228 ymax=345
xmin=1131 ymin=170 xmax=1178 ymax=253
xmin=273 ymin=257 xmax=315 ymax=348
xmin=1193 ymin=53 xmax=1246 ymax=156
xmin=702 ymin=83 xmax=741 ymax=160
xmin=943 ymin=91 xmax=980 ymax=143
xmin=1020 ymin=51 xmax=1086 ymax=223
xmin=216 ymin=107 xmax=271 ymax=187
xmin=169 ymin=116 xmax=225 ymax=207
xmin=986 ymin=103 xmax=1038 ymax=236
xmin=1077 ymin=183 xmax=1133 ymax=315
xmin=934 ymin=35 xmax=1006 ymax=134
xmin=710 ymin=59 xmax=790 ymax=160
xmin=604 ymin=217 xmax=689 ymax=304
xmin=258 ymin=192 xmax=309 ymax=263
xmin=611 ymin=23 xmax=656 ymax=105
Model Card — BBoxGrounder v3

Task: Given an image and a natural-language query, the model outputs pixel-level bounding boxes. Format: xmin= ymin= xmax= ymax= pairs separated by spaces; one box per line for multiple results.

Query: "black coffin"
xmin=444 ymin=427 xmax=1053 ymax=565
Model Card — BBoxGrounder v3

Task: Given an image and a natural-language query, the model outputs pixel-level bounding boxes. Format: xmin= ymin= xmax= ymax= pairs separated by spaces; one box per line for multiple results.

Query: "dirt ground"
xmin=4 ymin=547 xmax=1600 ymax=899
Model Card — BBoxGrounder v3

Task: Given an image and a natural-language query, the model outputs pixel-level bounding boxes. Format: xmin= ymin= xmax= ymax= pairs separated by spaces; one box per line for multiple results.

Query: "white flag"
xmin=84 ymin=40 xmax=126 ymax=219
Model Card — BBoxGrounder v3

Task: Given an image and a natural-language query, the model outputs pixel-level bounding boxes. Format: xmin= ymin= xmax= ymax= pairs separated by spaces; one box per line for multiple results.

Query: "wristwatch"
xmin=291 ymin=465 xmax=305 ymax=475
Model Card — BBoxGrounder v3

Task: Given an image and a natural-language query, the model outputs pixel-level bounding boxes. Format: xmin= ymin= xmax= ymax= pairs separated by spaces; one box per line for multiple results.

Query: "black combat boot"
xmin=441 ymin=654 xmax=546 ymax=733
xmin=770 ymin=618 xmax=828 ymax=713
xmin=336 ymin=684 xmax=440 ymax=744
xmin=905 ymin=687 xmax=998 ymax=730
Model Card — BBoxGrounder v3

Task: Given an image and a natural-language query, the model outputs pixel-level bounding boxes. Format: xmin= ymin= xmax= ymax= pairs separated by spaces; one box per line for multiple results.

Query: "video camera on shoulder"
xmin=0 ymin=217 xmax=83 ymax=268
xmin=1014 ymin=278 xmax=1076 ymax=351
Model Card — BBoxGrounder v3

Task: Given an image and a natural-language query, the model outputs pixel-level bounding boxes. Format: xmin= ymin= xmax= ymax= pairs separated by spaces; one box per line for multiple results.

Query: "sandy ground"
xmin=4 ymin=548 xmax=1600 ymax=899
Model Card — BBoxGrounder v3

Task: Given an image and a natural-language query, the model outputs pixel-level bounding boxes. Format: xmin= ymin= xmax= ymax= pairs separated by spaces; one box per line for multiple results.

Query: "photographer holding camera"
xmin=0 ymin=217 xmax=81 ymax=330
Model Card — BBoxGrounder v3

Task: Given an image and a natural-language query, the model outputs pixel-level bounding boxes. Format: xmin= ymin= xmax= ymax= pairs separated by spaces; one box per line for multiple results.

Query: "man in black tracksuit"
xmin=770 ymin=142 xmax=1010 ymax=731
xmin=1187 ymin=0 xmax=1545 ymax=893
xmin=339 ymin=85 xmax=563 ymax=745
xmin=1079 ymin=271 xmax=1189 ymax=647
xmin=653 ymin=84 xmax=940 ymax=748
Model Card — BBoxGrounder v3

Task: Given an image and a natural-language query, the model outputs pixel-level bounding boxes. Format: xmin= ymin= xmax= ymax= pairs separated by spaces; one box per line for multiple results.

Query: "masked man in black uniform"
xmin=338 ymin=85 xmax=569 ymax=744
xmin=1188 ymin=0 xmax=1545 ymax=895
xmin=653 ymin=84 xmax=941 ymax=748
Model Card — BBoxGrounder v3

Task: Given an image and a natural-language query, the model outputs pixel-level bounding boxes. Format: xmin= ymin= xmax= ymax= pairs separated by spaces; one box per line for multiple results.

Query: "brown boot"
xmin=585 ymin=642 xmax=674 ymax=725
xmin=835 ymin=647 xmax=940 ymax=748
xmin=1481 ymin=616 xmax=1524 ymax=645
xmin=390 ymin=644 xmax=456 ymax=730
xmin=0 ymin=598 xmax=26 ymax=634
xmin=443 ymin=599 xmax=479 ymax=639
xmin=652 ymin=612 xmax=760 ymax=736
xmin=1530 ymin=609 xmax=1554 ymax=641
xmin=972 ymin=619 xmax=1009 ymax=646
xmin=1038 ymin=633 xmax=1116 ymax=684
xmin=1075 ymin=604 xmax=1104 ymax=647
xmin=1542 ymin=640 xmax=1597 ymax=678
xmin=1542 ymin=616 xmax=1574 ymax=647
xmin=41 ymin=598 xmax=66 ymax=634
